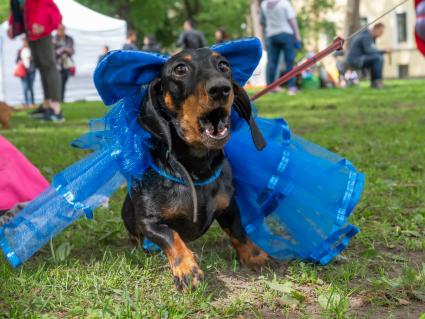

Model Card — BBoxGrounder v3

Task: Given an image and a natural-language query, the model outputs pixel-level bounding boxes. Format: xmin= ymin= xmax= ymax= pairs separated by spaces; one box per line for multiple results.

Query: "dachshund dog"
xmin=0 ymin=102 xmax=13 ymax=129
xmin=122 ymin=48 xmax=269 ymax=290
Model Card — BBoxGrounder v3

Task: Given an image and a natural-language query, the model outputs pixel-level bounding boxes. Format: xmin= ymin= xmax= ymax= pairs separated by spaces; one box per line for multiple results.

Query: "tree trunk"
xmin=345 ymin=0 xmax=361 ymax=47
xmin=250 ymin=0 xmax=264 ymax=46
xmin=183 ymin=0 xmax=201 ymax=19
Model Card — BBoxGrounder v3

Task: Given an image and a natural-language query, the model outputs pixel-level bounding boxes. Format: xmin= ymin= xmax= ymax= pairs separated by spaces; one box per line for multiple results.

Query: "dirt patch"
xmin=349 ymin=301 xmax=425 ymax=319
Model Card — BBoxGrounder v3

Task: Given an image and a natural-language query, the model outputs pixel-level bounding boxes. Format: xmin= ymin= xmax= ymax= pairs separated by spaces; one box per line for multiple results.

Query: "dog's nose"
xmin=206 ymin=79 xmax=231 ymax=100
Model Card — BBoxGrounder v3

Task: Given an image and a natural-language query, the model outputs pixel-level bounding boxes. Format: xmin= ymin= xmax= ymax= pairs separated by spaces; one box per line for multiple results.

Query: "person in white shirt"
xmin=17 ymin=37 xmax=36 ymax=108
xmin=261 ymin=0 xmax=302 ymax=95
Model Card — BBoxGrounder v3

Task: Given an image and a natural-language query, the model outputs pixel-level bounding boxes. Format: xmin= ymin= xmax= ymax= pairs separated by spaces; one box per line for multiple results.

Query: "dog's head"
xmin=139 ymin=48 xmax=265 ymax=152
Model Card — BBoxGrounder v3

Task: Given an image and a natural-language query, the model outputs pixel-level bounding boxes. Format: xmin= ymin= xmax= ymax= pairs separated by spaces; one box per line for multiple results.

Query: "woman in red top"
xmin=9 ymin=0 xmax=64 ymax=122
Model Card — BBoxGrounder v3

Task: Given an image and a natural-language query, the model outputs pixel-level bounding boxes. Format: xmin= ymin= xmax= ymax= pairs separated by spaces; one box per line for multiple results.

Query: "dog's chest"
xmin=159 ymin=175 xmax=234 ymax=241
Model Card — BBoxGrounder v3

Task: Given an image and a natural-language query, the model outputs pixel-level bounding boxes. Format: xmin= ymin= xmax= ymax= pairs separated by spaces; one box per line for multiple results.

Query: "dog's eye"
xmin=173 ymin=63 xmax=189 ymax=76
xmin=218 ymin=61 xmax=230 ymax=73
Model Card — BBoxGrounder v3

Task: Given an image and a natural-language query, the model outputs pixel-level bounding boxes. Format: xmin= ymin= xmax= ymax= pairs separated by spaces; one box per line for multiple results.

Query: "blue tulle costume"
xmin=0 ymin=38 xmax=364 ymax=268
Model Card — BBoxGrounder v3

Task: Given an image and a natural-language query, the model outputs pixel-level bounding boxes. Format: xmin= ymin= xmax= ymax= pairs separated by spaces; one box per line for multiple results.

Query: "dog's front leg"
xmin=216 ymin=198 xmax=269 ymax=268
xmin=140 ymin=218 xmax=204 ymax=290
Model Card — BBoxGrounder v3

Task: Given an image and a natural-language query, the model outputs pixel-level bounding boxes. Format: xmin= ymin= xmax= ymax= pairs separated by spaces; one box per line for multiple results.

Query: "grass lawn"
xmin=1 ymin=80 xmax=425 ymax=318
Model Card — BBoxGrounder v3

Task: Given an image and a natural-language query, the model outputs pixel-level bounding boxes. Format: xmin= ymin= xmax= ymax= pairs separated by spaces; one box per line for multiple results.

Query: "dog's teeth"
xmin=218 ymin=128 xmax=228 ymax=136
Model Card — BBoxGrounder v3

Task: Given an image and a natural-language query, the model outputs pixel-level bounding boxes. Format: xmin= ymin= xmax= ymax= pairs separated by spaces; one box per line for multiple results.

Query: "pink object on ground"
xmin=0 ymin=136 xmax=49 ymax=211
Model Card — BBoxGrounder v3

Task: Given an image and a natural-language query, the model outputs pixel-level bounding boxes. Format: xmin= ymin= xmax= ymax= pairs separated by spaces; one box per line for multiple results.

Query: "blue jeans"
xmin=362 ymin=54 xmax=383 ymax=81
xmin=266 ymin=32 xmax=296 ymax=88
xmin=21 ymin=71 xmax=35 ymax=106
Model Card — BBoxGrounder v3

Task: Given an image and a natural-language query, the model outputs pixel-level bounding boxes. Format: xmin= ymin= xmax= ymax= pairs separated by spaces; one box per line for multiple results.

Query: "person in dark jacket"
xmin=142 ymin=36 xmax=161 ymax=53
xmin=123 ymin=30 xmax=138 ymax=51
xmin=54 ymin=24 xmax=75 ymax=102
xmin=8 ymin=0 xmax=64 ymax=122
xmin=346 ymin=23 xmax=391 ymax=89
xmin=177 ymin=19 xmax=206 ymax=49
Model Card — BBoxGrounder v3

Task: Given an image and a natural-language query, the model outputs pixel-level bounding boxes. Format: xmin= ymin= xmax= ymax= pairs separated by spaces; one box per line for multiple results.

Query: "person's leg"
xmin=29 ymin=40 xmax=49 ymax=107
xmin=266 ymin=35 xmax=282 ymax=84
xmin=363 ymin=54 xmax=384 ymax=86
xmin=281 ymin=33 xmax=297 ymax=90
xmin=264 ymin=37 xmax=272 ymax=85
xmin=60 ymin=69 xmax=69 ymax=103
xmin=28 ymin=71 xmax=36 ymax=105
xmin=20 ymin=77 xmax=29 ymax=107
xmin=35 ymin=36 xmax=62 ymax=114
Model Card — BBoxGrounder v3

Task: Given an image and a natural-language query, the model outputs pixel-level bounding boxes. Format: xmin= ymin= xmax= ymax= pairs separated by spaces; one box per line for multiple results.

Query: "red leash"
xmin=250 ymin=37 xmax=345 ymax=102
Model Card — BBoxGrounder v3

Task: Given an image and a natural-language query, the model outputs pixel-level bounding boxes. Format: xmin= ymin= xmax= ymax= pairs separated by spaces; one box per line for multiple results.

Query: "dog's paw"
xmin=171 ymin=254 xmax=204 ymax=291
xmin=233 ymin=239 xmax=269 ymax=270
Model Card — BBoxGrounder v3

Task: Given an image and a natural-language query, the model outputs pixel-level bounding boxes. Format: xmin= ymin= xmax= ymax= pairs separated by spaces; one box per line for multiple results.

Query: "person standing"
xmin=261 ymin=0 xmax=302 ymax=95
xmin=123 ymin=30 xmax=138 ymax=51
xmin=8 ymin=0 xmax=64 ymax=122
xmin=177 ymin=19 xmax=207 ymax=49
xmin=16 ymin=37 xmax=36 ymax=109
xmin=346 ymin=23 xmax=391 ymax=89
xmin=98 ymin=45 xmax=110 ymax=64
xmin=214 ymin=27 xmax=229 ymax=44
xmin=142 ymin=36 xmax=161 ymax=53
xmin=54 ymin=24 xmax=75 ymax=102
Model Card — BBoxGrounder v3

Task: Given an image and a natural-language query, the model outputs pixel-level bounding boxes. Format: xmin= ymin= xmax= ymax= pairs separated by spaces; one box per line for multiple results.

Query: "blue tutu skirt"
xmin=0 ymin=114 xmax=364 ymax=267
xmin=225 ymin=117 xmax=364 ymax=265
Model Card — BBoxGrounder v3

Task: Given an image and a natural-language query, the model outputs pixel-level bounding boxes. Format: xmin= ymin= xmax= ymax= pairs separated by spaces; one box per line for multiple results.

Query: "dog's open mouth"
xmin=205 ymin=126 xmax=228 ymax=139
xmin=199 ymin=108 xmax=230 ymax=141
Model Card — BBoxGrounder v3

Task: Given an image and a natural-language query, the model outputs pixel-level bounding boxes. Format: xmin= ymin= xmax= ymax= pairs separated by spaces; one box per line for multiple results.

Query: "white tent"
xmin=0 ymin=0 xmax=126 ymax=105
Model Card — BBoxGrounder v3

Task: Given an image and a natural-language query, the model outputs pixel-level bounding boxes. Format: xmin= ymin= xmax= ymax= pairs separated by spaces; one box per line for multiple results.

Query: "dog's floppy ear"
xmin=233 ymin=82 xmax=266 ymax=150
xmin=139 ymin=78 xmax=172 ymax=154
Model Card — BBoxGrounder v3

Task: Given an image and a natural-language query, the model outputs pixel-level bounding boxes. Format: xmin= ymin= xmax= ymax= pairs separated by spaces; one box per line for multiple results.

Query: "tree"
xmin=249 ymin=0 xmax=264 ymax=45
xmin=345 ymin=0 xmax=360 ymax=47
xmin=183 ymin=0 xmax=201 ymax=18
xmin=76 ymin=0 xmax=250 ymax=49
xmin=297 ymin=0 xmax=337 ymax=51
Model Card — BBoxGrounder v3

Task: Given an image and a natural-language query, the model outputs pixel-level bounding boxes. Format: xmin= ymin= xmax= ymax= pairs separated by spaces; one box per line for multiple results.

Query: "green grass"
xmin=1 ymin=80 xmax=425 ymax=318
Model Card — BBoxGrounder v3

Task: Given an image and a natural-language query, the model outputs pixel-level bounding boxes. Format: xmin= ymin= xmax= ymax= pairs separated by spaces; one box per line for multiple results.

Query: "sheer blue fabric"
xmin=0 ymin=38 xmax=364 ymax=267
xmin=225 ymin=118 xmax=364 ymax=265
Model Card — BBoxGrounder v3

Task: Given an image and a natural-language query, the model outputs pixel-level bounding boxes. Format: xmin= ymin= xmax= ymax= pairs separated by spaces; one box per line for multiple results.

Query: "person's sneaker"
xmin=30 ymin=104 xmax=47 ymax=118
xmin=39 ymin=108 xmax=65 ymax=122
xmin=288 ymin=87 xmax=299 ymax=96
xmin=371 ymin=80 xmax=384 ymax=89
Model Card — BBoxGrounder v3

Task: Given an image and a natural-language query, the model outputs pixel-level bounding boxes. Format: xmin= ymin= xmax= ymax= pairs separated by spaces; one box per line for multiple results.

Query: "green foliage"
xmin=76 ymin=0 xmax=249 ymax=50
xmin=196 ymin=0 xmax=249 ymax=43
xmin=297 ymin=0 xmax=337 ymax=50
xmin=0 ymin=0 xmax=9 ymax=23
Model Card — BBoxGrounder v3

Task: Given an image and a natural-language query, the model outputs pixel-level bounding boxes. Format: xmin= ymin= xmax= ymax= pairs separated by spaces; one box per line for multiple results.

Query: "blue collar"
xmin=150 ymin=163 xmax=223 ymax=187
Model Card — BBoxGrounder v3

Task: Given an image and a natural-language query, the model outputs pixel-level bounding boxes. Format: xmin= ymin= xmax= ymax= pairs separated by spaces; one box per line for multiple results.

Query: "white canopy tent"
xmin=0 ymin=0 xmax=126 ymax=106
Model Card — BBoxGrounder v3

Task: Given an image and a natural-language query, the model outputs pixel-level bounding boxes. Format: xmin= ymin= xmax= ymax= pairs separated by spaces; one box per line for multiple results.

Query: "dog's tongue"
xmin=206 ymin=127 xmax=228 ymax=139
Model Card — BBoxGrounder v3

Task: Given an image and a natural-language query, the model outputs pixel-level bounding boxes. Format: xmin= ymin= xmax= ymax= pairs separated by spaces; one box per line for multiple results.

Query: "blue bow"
xmin=94 ymin=38 xmax=263 ymax=106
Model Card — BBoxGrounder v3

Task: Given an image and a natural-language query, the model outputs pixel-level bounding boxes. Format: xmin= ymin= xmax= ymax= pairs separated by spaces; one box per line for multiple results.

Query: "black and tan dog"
xmin=122 ymin=48 xmax=269 ymax=290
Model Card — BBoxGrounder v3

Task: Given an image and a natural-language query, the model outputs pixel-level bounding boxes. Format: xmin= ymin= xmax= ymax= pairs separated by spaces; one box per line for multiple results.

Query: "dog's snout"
xmin=206 ymin=79 xmax=231 ymax=100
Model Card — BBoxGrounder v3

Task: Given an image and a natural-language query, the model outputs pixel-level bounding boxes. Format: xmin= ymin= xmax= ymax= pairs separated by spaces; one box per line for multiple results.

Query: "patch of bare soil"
xmin=349 ymin=301 xmax=425 ymax=319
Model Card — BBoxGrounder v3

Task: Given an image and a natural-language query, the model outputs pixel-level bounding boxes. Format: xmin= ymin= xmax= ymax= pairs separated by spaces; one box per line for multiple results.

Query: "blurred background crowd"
xmin=0 ymin=0 xmax=424 ymax=122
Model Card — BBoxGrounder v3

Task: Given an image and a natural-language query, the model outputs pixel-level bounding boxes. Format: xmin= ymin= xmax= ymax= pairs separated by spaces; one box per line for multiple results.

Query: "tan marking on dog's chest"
xmin=160 ymin=206 xmax=188 ymax=220
xmin=215 ymin=192 xmax=231 ymax=211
